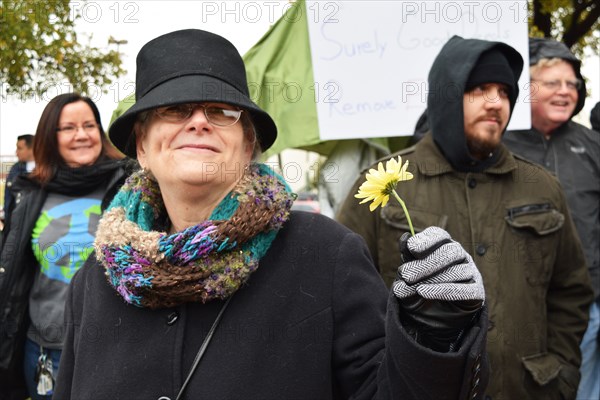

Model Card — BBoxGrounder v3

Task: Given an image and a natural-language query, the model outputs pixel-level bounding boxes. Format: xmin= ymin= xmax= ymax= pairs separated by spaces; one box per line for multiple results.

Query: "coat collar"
xmin=413 ymin=133 xmax=518 ymax=177
xmin=506 ymin=121 xmax=572 ymax=145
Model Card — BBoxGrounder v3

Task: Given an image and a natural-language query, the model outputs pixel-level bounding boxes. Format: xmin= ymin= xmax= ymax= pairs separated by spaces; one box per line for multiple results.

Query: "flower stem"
xmin=392 ymin=190 xmax=415 ymax=236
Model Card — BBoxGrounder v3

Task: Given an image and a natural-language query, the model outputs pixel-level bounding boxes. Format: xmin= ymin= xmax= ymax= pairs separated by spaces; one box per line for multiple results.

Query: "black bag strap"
xmin=175 ymin=295 xmax=233 ymax=400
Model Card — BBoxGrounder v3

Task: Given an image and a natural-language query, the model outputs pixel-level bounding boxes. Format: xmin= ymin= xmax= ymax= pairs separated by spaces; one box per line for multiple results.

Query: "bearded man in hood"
xmin=338 ymin=36 xmax=593 ymax=400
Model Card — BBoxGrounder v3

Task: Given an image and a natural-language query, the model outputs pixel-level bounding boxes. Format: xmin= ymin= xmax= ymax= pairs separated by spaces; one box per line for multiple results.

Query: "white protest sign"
xmin=306 ymin=1 xmax=531 ymax=140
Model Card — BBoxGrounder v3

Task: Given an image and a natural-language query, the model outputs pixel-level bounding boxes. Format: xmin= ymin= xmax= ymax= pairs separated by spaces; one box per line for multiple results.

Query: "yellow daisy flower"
xmin=355 ymin=156 xmax=415 ymax=235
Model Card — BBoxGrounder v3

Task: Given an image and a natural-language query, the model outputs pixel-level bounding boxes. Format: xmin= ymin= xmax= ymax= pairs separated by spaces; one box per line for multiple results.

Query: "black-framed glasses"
xmin=56 ymin=123 xmax=99 ymax=135
xmin=531 ymin=79 xmax=582 ymax=91
xmin=154 ymin=103 xmax=243 ymax=126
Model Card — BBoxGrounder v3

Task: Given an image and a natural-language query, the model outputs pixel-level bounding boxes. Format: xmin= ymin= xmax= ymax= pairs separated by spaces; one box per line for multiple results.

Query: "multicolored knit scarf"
xmin=94 ymin=163 xmax=295 ymax=309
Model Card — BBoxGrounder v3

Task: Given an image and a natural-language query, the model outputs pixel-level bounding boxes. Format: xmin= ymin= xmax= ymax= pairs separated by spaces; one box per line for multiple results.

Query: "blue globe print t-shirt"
xmin=28 ymin=188 xmax=104 ymax=347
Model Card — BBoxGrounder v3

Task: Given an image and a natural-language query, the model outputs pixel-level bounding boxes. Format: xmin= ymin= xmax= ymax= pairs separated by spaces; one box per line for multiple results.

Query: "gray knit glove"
xmin=393 ymin=227 xmax=485 ymax=352
xmin=393 ymin=227 xmax=485 ymax=301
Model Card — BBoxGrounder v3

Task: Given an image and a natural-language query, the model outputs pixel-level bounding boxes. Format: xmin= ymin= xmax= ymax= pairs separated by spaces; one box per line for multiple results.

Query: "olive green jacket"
xmin=337 ymin=134 xmax=593 ymax=400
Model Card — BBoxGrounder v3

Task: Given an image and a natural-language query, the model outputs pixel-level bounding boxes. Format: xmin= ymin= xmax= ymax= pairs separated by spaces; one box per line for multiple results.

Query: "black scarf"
xmin=17 ymin=157 xmax=126 ymax=196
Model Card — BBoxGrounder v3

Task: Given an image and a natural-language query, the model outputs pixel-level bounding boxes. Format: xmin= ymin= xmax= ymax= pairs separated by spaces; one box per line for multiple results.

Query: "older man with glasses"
xmin=504 ymin=37 xmax=600 ymax=400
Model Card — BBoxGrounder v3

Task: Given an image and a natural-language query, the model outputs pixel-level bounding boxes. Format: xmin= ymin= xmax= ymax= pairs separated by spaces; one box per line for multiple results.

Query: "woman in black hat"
xmin=54 ymin=30 xmax=489 ymax=400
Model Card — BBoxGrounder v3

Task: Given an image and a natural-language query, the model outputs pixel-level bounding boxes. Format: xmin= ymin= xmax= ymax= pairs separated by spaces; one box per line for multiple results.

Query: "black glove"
xmin=393 ymin=227 xmax=485 ymax=352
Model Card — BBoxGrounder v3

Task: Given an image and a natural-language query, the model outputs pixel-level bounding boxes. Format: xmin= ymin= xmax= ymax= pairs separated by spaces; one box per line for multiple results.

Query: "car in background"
xmin=291 ymin=191 xmax=320 ymax=213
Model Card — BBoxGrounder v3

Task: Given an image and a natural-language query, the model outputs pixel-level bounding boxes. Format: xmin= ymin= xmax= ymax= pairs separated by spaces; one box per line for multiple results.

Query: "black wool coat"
xmin=55 ymin=211 xmax=488 ymax=400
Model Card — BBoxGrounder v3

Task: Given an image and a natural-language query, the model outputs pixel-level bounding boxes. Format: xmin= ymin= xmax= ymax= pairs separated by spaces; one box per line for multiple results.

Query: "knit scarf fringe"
xmin=94 ymin=163 xmax=295 ymax=309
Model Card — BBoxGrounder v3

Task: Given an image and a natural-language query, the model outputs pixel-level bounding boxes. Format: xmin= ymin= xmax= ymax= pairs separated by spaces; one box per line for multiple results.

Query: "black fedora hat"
xmin=109 ymin=29 xmax=277 ymax=158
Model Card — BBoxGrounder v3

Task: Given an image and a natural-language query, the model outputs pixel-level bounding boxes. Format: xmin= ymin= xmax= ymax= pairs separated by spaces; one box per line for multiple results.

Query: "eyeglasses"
xmin=531 ymin=79 xmax=582 ymax=91
xmin=154 ymin=103 xmax=243 ymax=126
xmin=56 ymin=123 xmax=99 ymax=135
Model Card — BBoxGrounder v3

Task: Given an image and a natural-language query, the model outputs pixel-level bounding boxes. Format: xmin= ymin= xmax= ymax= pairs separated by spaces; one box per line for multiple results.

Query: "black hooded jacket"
xmin=427 ymin=35 xmax=523 ymax=173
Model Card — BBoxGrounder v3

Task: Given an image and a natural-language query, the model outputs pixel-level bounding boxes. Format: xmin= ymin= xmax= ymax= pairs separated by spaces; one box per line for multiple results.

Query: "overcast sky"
xmin=0 ymin=0 xmax=282 ymax=155
xmin=1 ymin=1 xmax=598 ymax=156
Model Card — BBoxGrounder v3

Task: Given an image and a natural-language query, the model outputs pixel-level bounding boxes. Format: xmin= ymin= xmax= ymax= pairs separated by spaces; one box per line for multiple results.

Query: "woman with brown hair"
xmin=0 ymin=93 xmax=133 ymax=399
